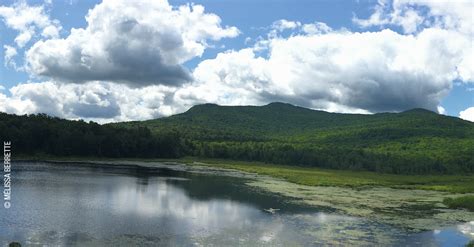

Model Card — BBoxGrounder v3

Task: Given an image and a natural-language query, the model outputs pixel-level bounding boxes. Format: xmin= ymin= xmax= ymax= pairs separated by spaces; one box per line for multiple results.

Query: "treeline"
xmin=1 ymin=110 xmax=473 ymax=175
xmin=188 ymin=141 xmax=474 ymax=174
xmin=0 ymin=113 xmax=184 ymax=158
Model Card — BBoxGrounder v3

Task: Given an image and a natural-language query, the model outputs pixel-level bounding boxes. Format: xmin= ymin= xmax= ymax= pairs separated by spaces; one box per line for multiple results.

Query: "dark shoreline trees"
xmin=0 ymin=113 xmax=183 ymax=158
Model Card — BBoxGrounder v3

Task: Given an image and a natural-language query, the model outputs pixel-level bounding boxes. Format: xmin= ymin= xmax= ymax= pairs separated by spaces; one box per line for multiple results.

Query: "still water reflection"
xmin=0 ymin=162 xmax=472 ymax=246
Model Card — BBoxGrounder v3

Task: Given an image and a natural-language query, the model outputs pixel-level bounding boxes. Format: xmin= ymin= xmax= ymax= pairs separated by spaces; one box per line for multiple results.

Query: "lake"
xmin=0 ymin=161 xmax=472 ymax=246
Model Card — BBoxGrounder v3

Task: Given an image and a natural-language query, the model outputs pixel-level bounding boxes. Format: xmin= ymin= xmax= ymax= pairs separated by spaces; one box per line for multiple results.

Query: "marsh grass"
xmin=178 ymin=158 xmax=474 ymax=193
xmin=443 ymin=196 xmax=474 ymax=212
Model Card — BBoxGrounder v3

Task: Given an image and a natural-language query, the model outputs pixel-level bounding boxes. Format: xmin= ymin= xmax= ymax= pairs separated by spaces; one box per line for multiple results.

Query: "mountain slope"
xmin=118 ymin=102 xmax=473 ymax=141
xmin=114 ymin=102 xmax=474 ymax=174
xmin=1 ymin=102 xmax=472 ymax=174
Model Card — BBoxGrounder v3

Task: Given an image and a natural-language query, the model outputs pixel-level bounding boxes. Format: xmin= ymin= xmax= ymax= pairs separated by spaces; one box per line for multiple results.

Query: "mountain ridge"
xmin=180 ymin=102 xmax=439 ymax=117
xmin=131 ymin=102 xmax=472 ymax=136
xmin=1 ymin=102 xmax=473 ymax=174
xmin=112 ymin=102 xmax=474 ymax=174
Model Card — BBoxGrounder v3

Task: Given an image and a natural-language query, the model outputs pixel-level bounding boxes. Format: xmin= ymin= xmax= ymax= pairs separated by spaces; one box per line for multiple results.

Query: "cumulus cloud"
xmin=0 ymin=1 xmax=61 ymax=47
xmin=176 ymin=49 xmax=270 ymax=107
xmin=0 ymin=80 xmax=186 ymax=123
xmin=437 ymin=106 xmax=446 ymax=115
xmin=459 ymin=107 xmax=474 ymax=122
xmin=186 ymin=26 xmax=471 ymax=113
xmin=177 ymin=0 xmax=472 ymax=114
xmin=25 ymin=0 xmax=239 ymax=87
xmin=1 ymin=0 xmax=473 ymax=122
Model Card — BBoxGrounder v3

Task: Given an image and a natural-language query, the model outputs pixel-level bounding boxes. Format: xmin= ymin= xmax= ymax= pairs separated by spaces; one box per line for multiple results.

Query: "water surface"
xmin=0 ymin=162 xmax=472 ymax=246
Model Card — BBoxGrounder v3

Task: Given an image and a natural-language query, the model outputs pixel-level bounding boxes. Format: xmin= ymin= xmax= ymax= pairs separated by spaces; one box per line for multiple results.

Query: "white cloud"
xmin=302 ymin=22 xmax=332 ymax=35
xmin=41 ymin=24 xmax=60 ymax=38
xmin=437 ymin=105 xmax=446 ymax=115
xmin=25 ymin=0 xmax=239 ymax=87
xmin=186 ymin=26 xmax=470 ymax=113
xmin=3 ymin=45 xmax=18 ymax=68
xmin=176 ymin=49 xmax=270 ymax=107
xmin=355 ymin=1 xmax=473 ymax=82
xmin=0 ymin=81 xmax=184 ymax=123
xmin=272 ymin=19 xmax=301 ymax=32
xmin=353 ymin=2 xmax=423 ymax=34
xmin=14 ymin=29 xmax=34 ymax=48
xmin=1 ymin=0 xmax=473 ymax=122
xmin=244 ymin=37 xmax=252 ymax=45
xmin=0 ymin=2 xmax=62 ymax=47
xmin=353 ymin=0 xmax=473 ymax=35
xmin=181 ymin=0 xmax=472 ymax=115
xmin=3 ymin=23 xmax=471 ymax=121
xmin=459 ymin=107 xmax=474 ymax=122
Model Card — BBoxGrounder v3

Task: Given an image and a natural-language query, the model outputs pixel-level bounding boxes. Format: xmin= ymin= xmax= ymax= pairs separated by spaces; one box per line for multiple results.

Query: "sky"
xmin=0 ymin=0 xmax=473 ymax=123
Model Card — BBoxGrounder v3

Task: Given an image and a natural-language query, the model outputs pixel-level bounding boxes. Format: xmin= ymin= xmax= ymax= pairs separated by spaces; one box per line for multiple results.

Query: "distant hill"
xmin=114 ymin=102 xmax=474 ymax=174
xmin=1 ymin=102 xmax=473 ymax=174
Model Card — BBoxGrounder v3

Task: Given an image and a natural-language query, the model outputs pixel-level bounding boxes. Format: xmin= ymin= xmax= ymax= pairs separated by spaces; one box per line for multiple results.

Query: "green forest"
xmin=0 ymin=113 xmax=183 ymax=158
xmin=2 ymin=102 xmax=474 ymax=175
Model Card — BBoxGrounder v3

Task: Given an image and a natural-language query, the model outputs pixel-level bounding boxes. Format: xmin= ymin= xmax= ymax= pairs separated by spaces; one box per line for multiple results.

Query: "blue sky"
xmin=0 ymin=0 xmax=472 ymax=122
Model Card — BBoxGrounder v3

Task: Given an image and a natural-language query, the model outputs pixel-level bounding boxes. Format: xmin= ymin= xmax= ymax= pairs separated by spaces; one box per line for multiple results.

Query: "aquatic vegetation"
xmin=444 ymin=196 xmax=474 ymax=212
xmin=180 ymin=158 xmax=474 ymax=193
xmin=172 ymin=159 xmax=474 ymax=231
xmin=245 ymin=177 xmax=474 ymax=231
xmin=289 ymin=213 xmax=402 ymax=246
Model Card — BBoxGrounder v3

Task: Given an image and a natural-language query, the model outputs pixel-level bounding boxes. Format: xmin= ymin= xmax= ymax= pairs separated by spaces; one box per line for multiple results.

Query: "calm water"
xmin=0 ymin=162 xmax=472 ymax=246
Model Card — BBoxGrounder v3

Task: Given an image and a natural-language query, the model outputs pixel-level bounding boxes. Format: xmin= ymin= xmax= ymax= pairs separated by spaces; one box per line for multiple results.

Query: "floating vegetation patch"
xmin=245 ymin=178 xmax=474 ymax=232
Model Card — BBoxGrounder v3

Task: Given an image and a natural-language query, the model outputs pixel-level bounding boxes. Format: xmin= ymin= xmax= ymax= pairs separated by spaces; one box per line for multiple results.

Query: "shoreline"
xmin=12 ymin=157 xmax=474 ymax=232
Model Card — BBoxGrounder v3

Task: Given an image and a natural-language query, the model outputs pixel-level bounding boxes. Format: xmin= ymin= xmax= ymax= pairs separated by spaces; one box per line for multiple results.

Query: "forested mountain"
xmin=1 ymin=102 xmax=473 ymax=174
xmin=115 ymin=102 xmax=474 ymax=174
